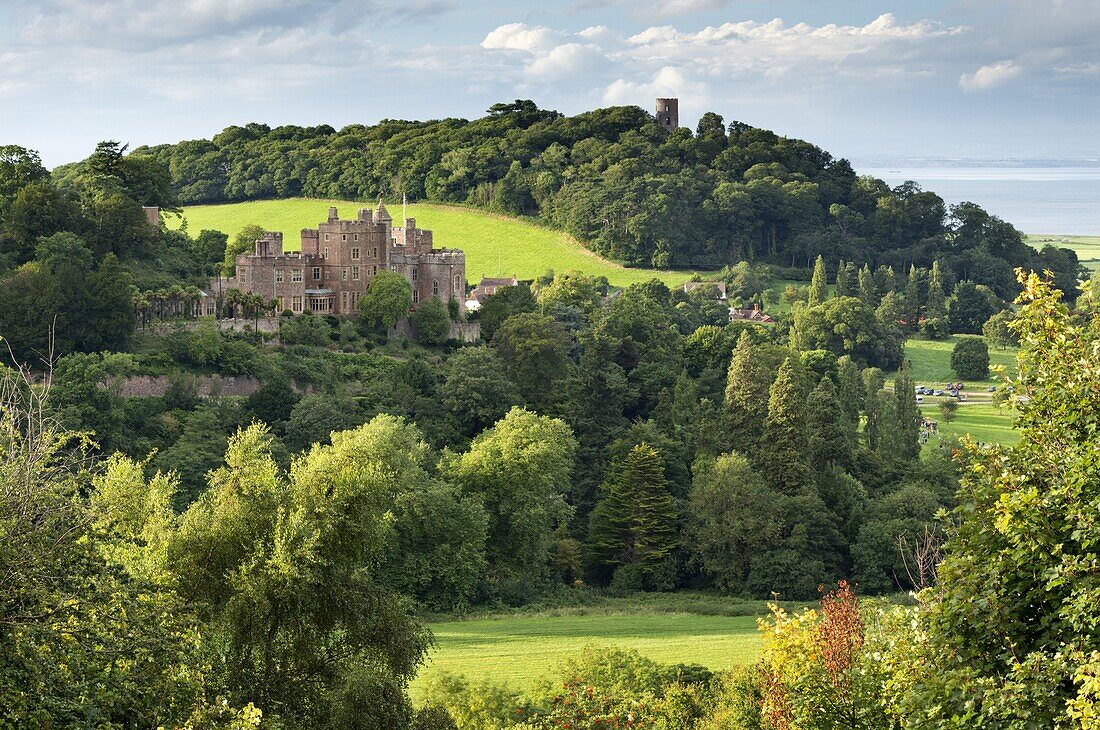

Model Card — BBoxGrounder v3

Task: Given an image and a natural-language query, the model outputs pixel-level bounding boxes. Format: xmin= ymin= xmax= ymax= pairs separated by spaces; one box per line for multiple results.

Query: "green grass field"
xmin=170 ymin=198 xmax=713 ymax=287
xmin=1026 ymin=233 xmax=1100 ymax=272
xmin=410 ymin=612 xmax=761 ymax=700
xmin=898 ymin=336 xmax=1021 ymax=447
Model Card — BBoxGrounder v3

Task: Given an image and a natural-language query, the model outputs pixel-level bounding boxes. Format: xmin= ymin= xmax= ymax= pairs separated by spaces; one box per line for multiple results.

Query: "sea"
xmin=857 ymin=166 xmax=1100 ymax=236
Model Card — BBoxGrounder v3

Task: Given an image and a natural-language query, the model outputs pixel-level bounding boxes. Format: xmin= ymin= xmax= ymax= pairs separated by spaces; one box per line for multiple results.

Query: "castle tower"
xmin=656 ymin=98 xmax=678 ymax=132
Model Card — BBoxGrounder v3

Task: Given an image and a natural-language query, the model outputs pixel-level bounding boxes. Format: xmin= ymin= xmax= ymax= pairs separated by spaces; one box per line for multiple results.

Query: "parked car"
xmin=933 ymin=389 xmax=944 ymax=396
xmin=916 ymin=395 xmax=924 ymax=403
xmin=987 ymin=386 xmax=997 ymax=392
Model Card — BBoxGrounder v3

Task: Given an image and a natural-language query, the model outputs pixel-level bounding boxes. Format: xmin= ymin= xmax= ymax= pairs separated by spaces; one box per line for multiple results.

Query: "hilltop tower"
xmin=656 ymin=98 xmax=679 ymax=132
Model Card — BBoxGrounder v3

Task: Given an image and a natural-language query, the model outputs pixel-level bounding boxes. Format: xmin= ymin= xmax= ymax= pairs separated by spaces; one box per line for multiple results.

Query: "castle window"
xmin=277 ymin=296 xmax=285 ymax=311
xmin=433 ymin=280 xmax=440 ymax=297
xmin=312 ymin=267 xmax=321 ymax=281
xmin=324 ymin=247 xmax=329 ymax=257
xmin=454 ymin=275 xmax=461 ymax=294
xmin=341 ymin=268 xmax=348 ymax=281
xmin=342 ymin=234 xmax=347 ymax=241
xmin=412 ymin=290 xmax=419 ymax=304
xmin=291 ymin=269 xmax=303 ymax=282
xmin=275 ymin=270 xmax=284 ymax=283
xmin=325 ymin=234 xmax=330 ymax=241
xmin=292 ymin=296 xmax=303 ymax=312
xmin=351 ymin=267 xmax=359 ymax=281
xmin=411 ymin=267 xmax=418 ymax=282
xmin=351 ymin=247 xmax=360 ymax=260
xmin=354 ymin=234 xmax=358 ymax=241
xmin=341 ymin=292 xmax=348 ymax=310
xmin=373 ymin=247 xmax=378 ymax=258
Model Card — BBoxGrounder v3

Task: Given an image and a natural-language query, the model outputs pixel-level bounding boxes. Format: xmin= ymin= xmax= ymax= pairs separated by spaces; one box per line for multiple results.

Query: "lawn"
xmin=1026 ymin=233 xmax=1100 ymax=272
xmin=410 ymin=611 xmax=762 ymax=701
xmin=898 ymin=336 xmax=1021 ymax=447
xmin=169 ymin=198 xmax=714 ymax=288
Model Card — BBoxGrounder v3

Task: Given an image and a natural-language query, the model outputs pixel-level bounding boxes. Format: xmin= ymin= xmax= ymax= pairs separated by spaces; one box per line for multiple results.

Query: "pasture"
xmin=169 ymin=198 xmax=713 ymax=288
xmin=1026 ymin=233 xmax=1100 ymax=272
xmin=410 ymin=610 xmax=761 ymax=700
xmin=900 ymin=336 xmax=1020 ymax=447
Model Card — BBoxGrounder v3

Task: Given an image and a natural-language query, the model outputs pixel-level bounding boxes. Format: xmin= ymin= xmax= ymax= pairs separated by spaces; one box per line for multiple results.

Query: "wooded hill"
xmin=80 ymin=100 xmax=1080 ymax=296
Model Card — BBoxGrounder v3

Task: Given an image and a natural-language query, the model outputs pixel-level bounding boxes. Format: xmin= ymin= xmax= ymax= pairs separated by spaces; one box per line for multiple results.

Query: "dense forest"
xmin=50 ymin=100 xmax=1081 ymax=292
xmin=2 ymin=108 xmax=1100 ymax=727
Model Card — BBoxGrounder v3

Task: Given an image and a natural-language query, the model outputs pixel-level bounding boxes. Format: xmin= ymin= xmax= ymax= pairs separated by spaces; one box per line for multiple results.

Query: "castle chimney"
xmin=655 ymin=97 xmax=679 ymax=132
xmin=358 ymin=208 xmax=370 ymax=222
xmin=328 ymin=206 xmax=339 ymax=222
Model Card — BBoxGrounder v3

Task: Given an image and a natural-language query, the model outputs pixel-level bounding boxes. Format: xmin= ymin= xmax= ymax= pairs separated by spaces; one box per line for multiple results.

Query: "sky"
xmin=1 ymin=0 xmax=1098 ymax=168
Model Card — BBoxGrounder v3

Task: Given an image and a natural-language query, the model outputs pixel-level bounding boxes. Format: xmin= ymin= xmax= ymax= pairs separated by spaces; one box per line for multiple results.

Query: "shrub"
xmin=412 ymin=295 xmax=452 ymax=345
xmin=918 ymin=316 xmax=950 ymax=340
xmin=939 ymin=399 xmax=958 ymax=422
xmin=950 ymin=336 xmax=989 ymax=379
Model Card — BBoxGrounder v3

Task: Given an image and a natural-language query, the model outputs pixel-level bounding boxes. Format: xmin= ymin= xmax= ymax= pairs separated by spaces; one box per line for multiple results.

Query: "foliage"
xmin=412 ymin=295 xmax=452 ymax=345
xmin=790 ymin=296 xmax=903 ymax=370
xmin=981 ymin=309 xmax=1018 ymax=349
xmin=949 ymin=335 xmax=990 ymax=379
xmin=358 ymin=270 xmax=413 ymax=331
xmin=891 ymin=272 xmax=1100 ymax=727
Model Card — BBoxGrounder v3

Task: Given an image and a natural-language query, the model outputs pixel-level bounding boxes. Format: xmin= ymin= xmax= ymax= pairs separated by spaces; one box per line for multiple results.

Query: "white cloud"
xmin=959 ymin=60 xmax=1022 ymax=91
xmin=603 ymin=66 xmax=707 ymax=106
xmin=481 ymin=23 xmax=561 ymax=53
xmin=527 ymin=43 xmax=606 ymax=80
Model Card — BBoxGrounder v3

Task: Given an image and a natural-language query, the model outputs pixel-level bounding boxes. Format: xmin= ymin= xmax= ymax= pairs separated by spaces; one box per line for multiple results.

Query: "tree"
xmin=939 ymin=398 xmax=958 ymax=422
xmin=155 ymin=405 xmax=229 ymax=509
xmin=168 ymin=419 xmax=432 ymax=725
xmin=806 ymin=377 xmax=851 ymax=471
xmin=858 ymin=264 xmax=879 ymax=308
xmin=442 ymin=407 xmax=575 ymax=597
xmin=758 ymin=358 xmax=811 ymax=495
xmin=883 ymin=360 xmax=920 ymax=461
xmin=411 ymin=295 xmax=451 ymax=344
xmin=192 ymin=228 xmax=228 ymax=275
xmin=222 ymin=223 xmax=264 ymax=274
xmin=982 ymin=309 xmax=1018 ymax=349
xmin=725 ymin=331 xmax=788 ymax=451
xmin=950 ymin=335 xmax=990 ymax=379
xmin=440 ymin=346 xmax=521 ymax=441
xmin=948 ymin=280 xmax=998 ymax=334
xmin=894 ymin=272 xmax=1100 ymax=726
xmin=687 ymin=452 xmax=779 ymax=592
xmin=477 ymin=282 xmax=536 ymax=341
xmin=491 ymin=312 xmax=572 ymax=409
xmin=588 ymin=443 xmax=679 ymax=588
xmin=808 ymin=254 xmax=828 ymax=306
xmin=357 ymin=270 xmax=412 ymax=332
xmin=284 ymin=392 xmax=365 ymax=452
xmin=926 ymin=260 xmax=946 ymax=318
xmin=790 ymin=296 xmax=903 ymax=370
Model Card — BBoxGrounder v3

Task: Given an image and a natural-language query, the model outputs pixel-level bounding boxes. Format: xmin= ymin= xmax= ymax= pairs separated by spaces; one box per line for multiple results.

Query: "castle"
xmin=656 ymin=98 xmax=679 ymax=132
xmin=218 ymin=203 xmax=465 ymax=315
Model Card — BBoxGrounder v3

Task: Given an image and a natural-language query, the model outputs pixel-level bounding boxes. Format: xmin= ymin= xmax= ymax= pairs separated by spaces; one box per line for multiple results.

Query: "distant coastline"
xmin=858 ymin=165 xmax=1100 ymax=237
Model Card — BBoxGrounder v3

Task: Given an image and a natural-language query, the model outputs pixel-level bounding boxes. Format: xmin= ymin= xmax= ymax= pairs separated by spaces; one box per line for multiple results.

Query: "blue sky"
xmin=2 ymin=0 xmax=1098 ymax=167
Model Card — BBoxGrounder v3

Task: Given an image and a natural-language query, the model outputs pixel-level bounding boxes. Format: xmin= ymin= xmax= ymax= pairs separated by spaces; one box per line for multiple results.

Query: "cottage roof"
xmin=478 ymin=276 xmax=518 ymax=287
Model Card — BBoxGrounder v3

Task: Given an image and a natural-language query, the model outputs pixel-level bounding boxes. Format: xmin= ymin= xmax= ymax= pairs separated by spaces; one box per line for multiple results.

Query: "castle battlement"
xmin=220 ymin=205 xmax=466 ymax=316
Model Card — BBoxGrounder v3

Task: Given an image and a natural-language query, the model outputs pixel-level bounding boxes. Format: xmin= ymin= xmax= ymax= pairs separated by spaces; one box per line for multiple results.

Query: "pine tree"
xmin=806 ymin=377 xmax=851 ymax=472
xmin=809 ymin=254 xmax=828 ymax=306
xmin=759 ymin=358 xmax=811 ymax=495
xmin=884 ymin=360 xmax=920 ymax=460
xmin=927 ymin=260 xmax=946 ymax=318
xmin=861 ymin=367 xmax=886 ymax=451
xmin=858 ymin=264 xmax=879 ymax=308
xmin=904 ymin=264 xmax=923 ymax=330
xmin=835 ymin=355 xmax=863 ymax=434
xmin=588 ymin=443 xmax=679 ymax=584
xmin=725 ymin=331 xmax=774 ymax=450
xmin=835 ymin=259 xmax=850 ymax=297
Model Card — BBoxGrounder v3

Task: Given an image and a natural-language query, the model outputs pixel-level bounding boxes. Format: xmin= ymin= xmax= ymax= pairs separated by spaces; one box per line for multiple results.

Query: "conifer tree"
xmin=834 ymin=259 xmax=848 ymax=297
xmin=759 ymin=358 xmax=811 ymax=494
xmin=858 ymin=264 xmax=879 ymax=308
xmin=904 ymin=264 xmax=923 ymax=330
xmin=927 ymin=260 xmax=946 ymax=318
xmin=884 ymin=360 xmax=920 ymax=460
xmin=809 ymin=254 xmax=828 ymax=306
xmin=806 ymin=377 xmax=851 ymax=472
xmin=835 ymin=355 xmax=863 ymax=433
xmin=861 ymin=367 xmax=886 ymax=451
xmin=724 ymin=331 xmax=775 ymax=450
xmin=587 ymin=443 xmax=679 ymax=585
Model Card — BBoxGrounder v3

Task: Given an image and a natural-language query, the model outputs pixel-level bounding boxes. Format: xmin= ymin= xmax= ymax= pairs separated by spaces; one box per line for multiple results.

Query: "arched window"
xmin=433 ymin=280 xmax=440 ymax=297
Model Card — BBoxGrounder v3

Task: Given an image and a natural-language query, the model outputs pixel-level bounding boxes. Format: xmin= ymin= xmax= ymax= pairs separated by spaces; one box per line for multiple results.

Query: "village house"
xmin=215 ymin=203 xmax=465 ymax=315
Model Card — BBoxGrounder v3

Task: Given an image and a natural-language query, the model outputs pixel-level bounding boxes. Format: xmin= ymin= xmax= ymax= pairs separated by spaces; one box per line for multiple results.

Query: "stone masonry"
xmin=216 ymin=203 xmax=466 ymax=315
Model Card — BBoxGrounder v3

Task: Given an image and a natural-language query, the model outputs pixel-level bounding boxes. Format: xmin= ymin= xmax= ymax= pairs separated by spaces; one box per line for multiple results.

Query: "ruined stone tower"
xmin=656 ymin=98 xmax=679 ymax=131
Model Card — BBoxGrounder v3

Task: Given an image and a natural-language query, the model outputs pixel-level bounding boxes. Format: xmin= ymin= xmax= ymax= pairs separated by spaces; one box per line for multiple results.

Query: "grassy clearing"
xmin=169 ymin=198 xmax=714 ymax=287
xmin=411 ymin=612 xmax=761 ymax=700
xmin=899 ymin=336 xmax=1020 ymax=447
xmin=1026 ymin=233 xmax=1100 ymax=272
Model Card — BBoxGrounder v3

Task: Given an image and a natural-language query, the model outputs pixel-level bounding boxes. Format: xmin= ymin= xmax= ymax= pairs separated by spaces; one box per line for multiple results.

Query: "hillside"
xmin=169 ymin=198 xmax=710 ymax=287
